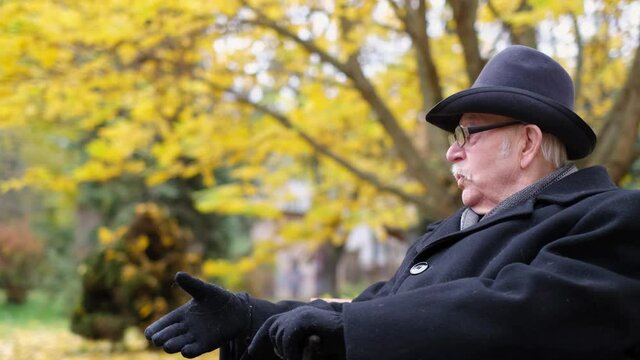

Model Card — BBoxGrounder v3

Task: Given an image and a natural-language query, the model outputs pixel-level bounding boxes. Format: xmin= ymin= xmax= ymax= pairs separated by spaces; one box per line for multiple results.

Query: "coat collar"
xmin=535 ymin=165 xmax=617 ymax=204
xmin=416 ymin=202 xmax=534 ymax=254
xmin=416 ymin=165 xmax=616 ymax=254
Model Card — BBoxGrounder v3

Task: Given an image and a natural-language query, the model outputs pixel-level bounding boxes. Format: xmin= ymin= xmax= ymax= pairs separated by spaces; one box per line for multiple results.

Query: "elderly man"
xmin=144 ymin=45 xmax=640 ymax=359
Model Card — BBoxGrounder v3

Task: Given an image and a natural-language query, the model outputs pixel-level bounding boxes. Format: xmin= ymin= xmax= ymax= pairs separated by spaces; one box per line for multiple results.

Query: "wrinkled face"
xmin=446 ymin=113 xmax=524 ymax=214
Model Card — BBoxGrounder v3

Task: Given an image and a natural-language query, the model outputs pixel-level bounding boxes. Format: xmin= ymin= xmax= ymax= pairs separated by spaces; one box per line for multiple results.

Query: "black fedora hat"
xmin=425 ymin=45 xmax=596 ymax=160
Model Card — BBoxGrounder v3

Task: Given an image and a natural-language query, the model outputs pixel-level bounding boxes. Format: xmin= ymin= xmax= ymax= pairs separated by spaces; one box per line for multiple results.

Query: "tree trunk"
xmin=314 ymin=243 xmax=343 ymax=297
xmin=586 ymin=43 xmax=640 ymax=182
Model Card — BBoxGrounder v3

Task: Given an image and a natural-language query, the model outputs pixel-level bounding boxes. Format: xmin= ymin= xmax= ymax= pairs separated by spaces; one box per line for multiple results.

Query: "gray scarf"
xmin=460 ymin=164 xmax=577 ymax=230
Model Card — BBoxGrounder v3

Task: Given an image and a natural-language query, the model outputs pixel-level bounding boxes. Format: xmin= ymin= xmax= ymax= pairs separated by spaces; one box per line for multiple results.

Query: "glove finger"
xmin=181 ymin=342 xmax=209 ymax=359
xmin=162 ymin=333 xmax=195 ymax=354
xmin=270 ymin=321 xmax=285 ymax=356
xmin=175 ymin=272 xmax=208 ymax=299
xmin=243 ymin=349 xmax=282 ymax=360
xmin=283 ymin=338 xmax=304 ymax=360
xmin=269 ymin=313 xmax=301 ymax=359
xmin=151 ymin=322 xmax=187 ymax=347
xmin=281 ymin=325 xmax=304 ymax=360
xmin=302 ymin=335 xmax=322 ymax=360
xmin=248 ymin=315 xmax=278 ymax=357
xmin=175 ymin=271 xmax=231 ymax=305
xmin=144 ymin=304 xmax=185 ymax=340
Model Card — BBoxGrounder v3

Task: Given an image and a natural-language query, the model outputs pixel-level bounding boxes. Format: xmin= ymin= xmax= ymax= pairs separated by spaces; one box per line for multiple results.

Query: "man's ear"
xmin=520 ymin=125 xmax=543 ymax=168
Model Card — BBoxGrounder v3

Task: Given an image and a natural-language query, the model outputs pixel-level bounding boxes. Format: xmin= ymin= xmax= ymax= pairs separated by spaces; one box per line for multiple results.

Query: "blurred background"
xmin=0 ymin=0 xmax=638 ymax=358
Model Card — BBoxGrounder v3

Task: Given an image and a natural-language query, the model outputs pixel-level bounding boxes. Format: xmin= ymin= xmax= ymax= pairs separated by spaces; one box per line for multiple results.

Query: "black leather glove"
xmin=144 ymin=272 xmax=250 ymax=358
xmin=248 ymin=305 xmax=346 ymax=360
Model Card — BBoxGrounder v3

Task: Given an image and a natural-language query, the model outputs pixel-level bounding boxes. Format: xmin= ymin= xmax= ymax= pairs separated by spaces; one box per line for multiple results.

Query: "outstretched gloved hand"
xmin=248 ymin=305 xmax=346 ymax=360
xmin=144 ymin=272 xmax=250 ymax=358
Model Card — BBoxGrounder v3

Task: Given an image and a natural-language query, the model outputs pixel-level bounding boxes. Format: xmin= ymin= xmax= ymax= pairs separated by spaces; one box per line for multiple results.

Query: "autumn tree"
xmin=0 ymin=0 xmax=638 ymax=294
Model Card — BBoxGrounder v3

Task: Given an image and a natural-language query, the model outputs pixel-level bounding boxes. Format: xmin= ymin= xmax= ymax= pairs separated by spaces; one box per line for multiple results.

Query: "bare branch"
xmin=386 ymin=0 xmax=402 ymax=18
xmin=246 ymin=6 xmax=350 ymax=76
xmin=486 ymin=0 xmax=537 ymax=47
xmin=396 ymin=0 xmax=442 ymax=108
xmin=448 ymin=0 xmax=485 ymax=82
xmin=570 ymin=12 xmax=584 ymax=100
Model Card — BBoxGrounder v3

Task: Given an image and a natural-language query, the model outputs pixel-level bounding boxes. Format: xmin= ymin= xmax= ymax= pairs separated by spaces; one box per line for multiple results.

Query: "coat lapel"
xmin=415 ymin=200 xmax=535 ymax=255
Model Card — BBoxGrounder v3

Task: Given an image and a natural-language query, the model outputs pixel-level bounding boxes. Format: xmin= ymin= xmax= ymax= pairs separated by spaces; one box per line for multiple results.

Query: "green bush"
xmin=71 ymin=202 xmax=200 ymax=342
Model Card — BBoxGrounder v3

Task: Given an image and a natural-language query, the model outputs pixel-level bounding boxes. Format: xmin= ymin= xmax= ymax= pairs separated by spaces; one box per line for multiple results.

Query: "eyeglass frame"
xmin=448 ymin=119 xmax=525 ymax=148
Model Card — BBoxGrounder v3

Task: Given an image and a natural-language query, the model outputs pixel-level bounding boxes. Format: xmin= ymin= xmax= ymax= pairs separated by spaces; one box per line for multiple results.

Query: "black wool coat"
xmin=342 ymin=166 xmax=640 ymax=359
xmin=224 ymin=166 xmax=640 ymax=360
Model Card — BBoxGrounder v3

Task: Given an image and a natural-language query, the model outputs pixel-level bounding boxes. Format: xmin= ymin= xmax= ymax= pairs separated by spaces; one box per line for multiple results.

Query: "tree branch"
xmin=570 ymin=12 xmax=584 ymax=100
xmin=242 ymin=2 xmax=458 ymax=215
xmin=389 ymin=0 xmax=455 ymax=208
xmin=588 ymin=41 xmax=640 ymax=182
xmin=213 ymin=84 xmax=435 ymax=216
xmin=486 ymin=0 xmax=537 ymax=47
xmin=448 ymin=0 xmax=485 ymax=82
xmin=396 ymin=0 xmax=442 ymax=108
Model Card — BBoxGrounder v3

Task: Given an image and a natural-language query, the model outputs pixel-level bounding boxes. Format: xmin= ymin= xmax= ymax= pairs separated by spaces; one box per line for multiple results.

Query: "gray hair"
xmin=540 ymin=133 xmax=568 ymax=168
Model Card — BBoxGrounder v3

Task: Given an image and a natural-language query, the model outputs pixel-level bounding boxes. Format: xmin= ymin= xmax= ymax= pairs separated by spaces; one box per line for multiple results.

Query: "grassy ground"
xmin=0 ymin=291 xmax=219 ymax=360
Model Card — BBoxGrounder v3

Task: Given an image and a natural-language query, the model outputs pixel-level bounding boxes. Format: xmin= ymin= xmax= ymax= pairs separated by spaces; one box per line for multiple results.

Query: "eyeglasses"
xmin=449 ymin=120 xmax=524 ymax=148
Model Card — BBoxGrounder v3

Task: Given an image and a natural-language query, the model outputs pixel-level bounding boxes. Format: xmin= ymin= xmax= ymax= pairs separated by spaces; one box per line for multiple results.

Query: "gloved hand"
xmin=144 ymin=272 xmax=250 ymax=358
xmin=247 ymin=305 xmax=346 ymax=360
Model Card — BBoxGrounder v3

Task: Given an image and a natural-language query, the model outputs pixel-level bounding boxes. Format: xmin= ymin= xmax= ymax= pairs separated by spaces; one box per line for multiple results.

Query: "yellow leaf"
xmin=98 ymin=226 xmax=116 ymax=246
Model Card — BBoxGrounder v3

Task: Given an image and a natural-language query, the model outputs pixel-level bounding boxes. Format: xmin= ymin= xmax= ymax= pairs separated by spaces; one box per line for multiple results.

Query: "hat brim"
xmin=425 ymin=86 xmax=596 ymax=160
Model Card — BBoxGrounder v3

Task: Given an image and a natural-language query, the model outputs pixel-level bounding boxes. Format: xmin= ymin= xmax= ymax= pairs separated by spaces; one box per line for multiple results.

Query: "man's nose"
xmin=446 ymin=142 xmax=465 ymax=162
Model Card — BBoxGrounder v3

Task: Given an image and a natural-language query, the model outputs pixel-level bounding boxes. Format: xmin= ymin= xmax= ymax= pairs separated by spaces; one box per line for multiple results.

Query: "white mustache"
xmin=451 ymin=164 xmax=472 ymax=181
